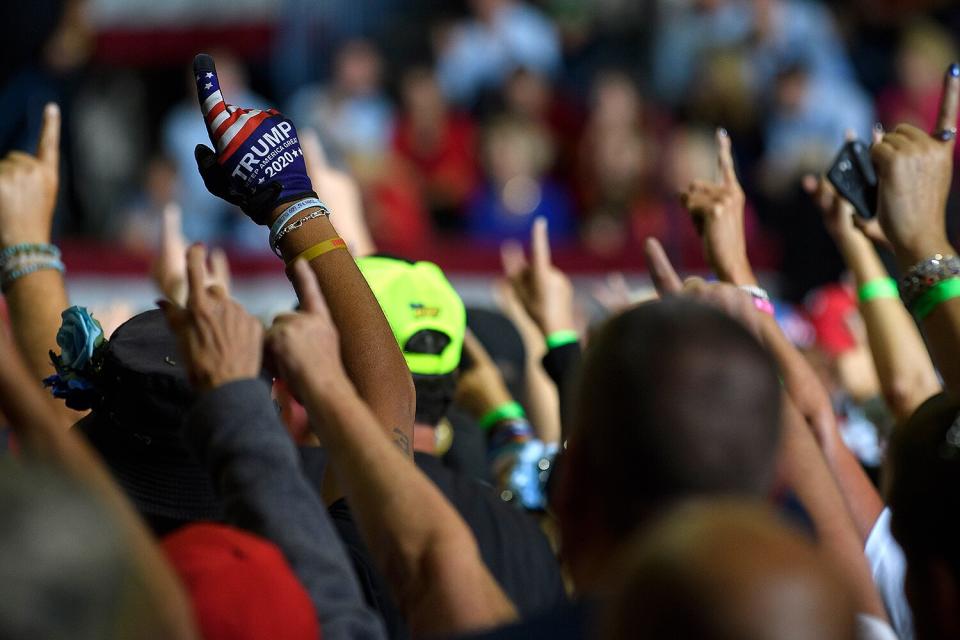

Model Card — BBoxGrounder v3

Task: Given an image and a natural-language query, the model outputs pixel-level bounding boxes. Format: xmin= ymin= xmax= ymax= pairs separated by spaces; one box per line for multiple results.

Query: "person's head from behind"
xmin=357 ymin=256 xmax=466 ymax=444
xmin=886 ymin=392 xmax=960 ymax=639
xmin=602 ymin=500 xmax=855 ymax=640
xmin=0 ymin=461 xmax=134 ymax=640
xmin=554 ymin=298 xmax=782 ymax=589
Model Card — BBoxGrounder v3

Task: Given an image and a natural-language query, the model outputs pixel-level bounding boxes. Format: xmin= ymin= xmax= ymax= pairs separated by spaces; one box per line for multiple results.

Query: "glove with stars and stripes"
xmin=192 ymin=53 xmax=317 ymax=225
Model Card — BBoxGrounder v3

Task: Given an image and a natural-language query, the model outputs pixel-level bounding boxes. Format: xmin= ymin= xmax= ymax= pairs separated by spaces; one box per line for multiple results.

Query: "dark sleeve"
xmin=186 ymin=379 xmax=386 ymax=640
xmin=540 ymin=342 xmax=581 ymax=441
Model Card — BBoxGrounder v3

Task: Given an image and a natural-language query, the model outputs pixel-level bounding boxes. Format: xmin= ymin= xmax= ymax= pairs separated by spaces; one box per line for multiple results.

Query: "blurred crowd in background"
xmin=2 ymin=0 xmax=960 ymax=303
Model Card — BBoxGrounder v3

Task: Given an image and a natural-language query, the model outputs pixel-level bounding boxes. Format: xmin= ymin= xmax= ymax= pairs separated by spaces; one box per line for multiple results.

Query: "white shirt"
xmin=865 ymin=508 xmax=914 ymax=639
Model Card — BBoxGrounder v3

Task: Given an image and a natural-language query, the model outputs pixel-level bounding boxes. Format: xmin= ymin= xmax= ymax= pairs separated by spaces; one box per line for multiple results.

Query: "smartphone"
xmin=827 ymin=139 xmax=878 ymax=219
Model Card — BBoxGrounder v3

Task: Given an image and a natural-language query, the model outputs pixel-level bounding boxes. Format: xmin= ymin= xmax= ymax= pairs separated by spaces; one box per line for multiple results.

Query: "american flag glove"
xmin=192 ymin=53 xmax=316 ymax=224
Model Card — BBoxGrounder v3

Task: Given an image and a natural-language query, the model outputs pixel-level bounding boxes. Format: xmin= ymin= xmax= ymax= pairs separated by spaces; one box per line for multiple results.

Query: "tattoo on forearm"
xmin=392 ymin=427 xmax=411 ymax=454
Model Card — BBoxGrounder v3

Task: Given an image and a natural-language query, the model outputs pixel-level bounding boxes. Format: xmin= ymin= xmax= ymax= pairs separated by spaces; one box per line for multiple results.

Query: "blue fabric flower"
xmin=56 ymin=306 xmax=104 ymax=371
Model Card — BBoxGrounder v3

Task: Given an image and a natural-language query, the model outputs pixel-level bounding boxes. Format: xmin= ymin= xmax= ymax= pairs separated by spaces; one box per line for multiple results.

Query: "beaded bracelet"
xmin=899 ymin=254 xmax=960 ymax=309
xmin=272 ymin=208 xmax=331 ymax=256
xmin=738 ymin=284 xmax=770 ymax=301
xmin=912 ymin=277 xmax=960 ymax=321
xmin=1 ymin=258 xmax=65 ymax=293
xmin=0 ymin=243 xmax=60 ymax=269
xmin=858 ymin=278 xmax=899 ymax=304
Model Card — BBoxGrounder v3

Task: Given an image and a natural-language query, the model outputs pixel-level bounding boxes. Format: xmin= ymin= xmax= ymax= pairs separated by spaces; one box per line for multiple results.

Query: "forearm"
xmin=4 ymin=269 xmax=83 ymax=426
xmin=186 ymin=380 xmax=385 ymax=640
xmin=541 ymin=342 xmax=582 ymax=442
xmin=274 ymin=210 xmax=414 ymax=446
xmin=839 ymin=232 xmax=940 ymax=419
xmin=779 ymin=399 xmax=887 ymax=621
xmin=759 ymin=314 xmax=883 ymax=540
xmin=0 ymin=343 xmax=197 ymax=640
xmin=301 ymin=375 xmax=517 ymax=635
xmin=890 ymin=236 xmax=960 ymax=397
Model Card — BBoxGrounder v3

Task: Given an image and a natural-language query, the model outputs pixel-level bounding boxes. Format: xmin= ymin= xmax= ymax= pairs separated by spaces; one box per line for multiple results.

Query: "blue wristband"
xmin=269 ymin=197 xmax=325 ymax=252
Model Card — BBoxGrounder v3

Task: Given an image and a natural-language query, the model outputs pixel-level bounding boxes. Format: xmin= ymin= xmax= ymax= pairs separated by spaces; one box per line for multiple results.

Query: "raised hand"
xmin=265 ymin=260 xmax=347 ymax=397
xmin=192 ymin=53 xmax=316 ymax=225
xmin=678 ymin=128 xmax=755 ymax=286
xmin=644 ymin=237 xmax=764 ymax=339
xmin=871 ymin=63 xmax=959 ymax=264
xmin=151 ymin=203 xmax=231 ymax=306
xmin=454 ymin=330 xmax=514 ymax=420
xmin=0 ymin=103 xmax=60 ymax=247
xmin=501 ymin=217 xmax=576 ymax=337
xmin=160 ymin=244 xmax=263 ymax=391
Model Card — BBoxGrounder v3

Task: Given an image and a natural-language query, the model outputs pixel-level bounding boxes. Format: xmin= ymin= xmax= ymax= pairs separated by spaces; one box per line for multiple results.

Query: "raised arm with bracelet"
xmin=190 ymin=54 xmax=415 ymax=503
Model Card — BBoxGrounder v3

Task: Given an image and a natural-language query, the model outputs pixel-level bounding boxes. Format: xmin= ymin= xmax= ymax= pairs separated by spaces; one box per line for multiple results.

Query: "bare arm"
xmin=0 ymin=314 xmax=197 ymax=639
xmin=268 ymin=261 xmax=518 ymax=636
xmin=188 ymin=54 xmax=414 ymax=505
xmin=871 ymin=65 xmax=960 ymax=397
xmin=678 ymin=130 xmax=884 ymax=541
xmin=758 ymin=312 xmax=884 ymax=541
xmin=0 ymin=103 xmax=82 ymax=426
xmin=805 ymin=173 xmax=940 ymax=421
xmin=778 ymin=397 xmax=888 ymax=622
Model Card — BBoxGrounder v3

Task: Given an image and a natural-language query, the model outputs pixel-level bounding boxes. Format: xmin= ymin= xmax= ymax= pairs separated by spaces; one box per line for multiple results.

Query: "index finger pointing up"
xmin=716 ymin=127 xmax=737 ymax=186
xmin=193 ymin=54 xmax=230 ymax=145
xmin=935 ymin=63 xmax=960 ymax=142
xmin=291 ymin=259 xmax=330 ymax=320
xmin=531 ymin=217 xmax=552 ymax=270
xmin=36 ymin=103 xmax=60 ymax=170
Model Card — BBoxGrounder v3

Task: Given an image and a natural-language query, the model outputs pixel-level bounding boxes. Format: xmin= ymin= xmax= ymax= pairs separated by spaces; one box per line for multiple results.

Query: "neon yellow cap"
xmin=357 ymin=256 xmax=466 ymax=376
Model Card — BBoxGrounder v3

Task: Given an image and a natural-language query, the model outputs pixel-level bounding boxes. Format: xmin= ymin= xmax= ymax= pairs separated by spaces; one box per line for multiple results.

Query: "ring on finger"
xmin=935 ymin=128 xmax=957 ymax=142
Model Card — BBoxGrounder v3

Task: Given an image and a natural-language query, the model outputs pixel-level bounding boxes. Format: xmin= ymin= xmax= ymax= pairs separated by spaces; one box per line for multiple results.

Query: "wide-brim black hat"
xmin=74 ymin=309 xmax=222 ymax=523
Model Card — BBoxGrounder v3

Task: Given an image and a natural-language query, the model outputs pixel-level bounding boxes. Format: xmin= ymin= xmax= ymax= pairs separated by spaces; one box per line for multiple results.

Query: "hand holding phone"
xmin=827 ymin=139 xmax=878 ymax=219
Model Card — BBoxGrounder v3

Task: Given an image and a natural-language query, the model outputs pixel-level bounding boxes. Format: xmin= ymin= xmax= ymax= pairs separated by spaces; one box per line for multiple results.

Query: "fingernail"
xmin=949 ymin=63 xmax=959 ymax=78
xmin=718 ymin=127 xmax=728 ymax=137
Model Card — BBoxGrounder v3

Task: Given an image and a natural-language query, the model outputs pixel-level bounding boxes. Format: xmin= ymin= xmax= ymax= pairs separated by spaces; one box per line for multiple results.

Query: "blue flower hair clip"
xmin=43 ymin=306 xmax=107 ymax=411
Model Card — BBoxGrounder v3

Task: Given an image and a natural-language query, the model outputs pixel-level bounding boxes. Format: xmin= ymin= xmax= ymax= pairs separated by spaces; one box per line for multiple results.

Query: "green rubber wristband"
xmin=912 ymin=277 xmax=960 ymax=321
xmin=857 ymin=278 xmax=898 ymax=304
xmin=545 ymin=330 xmax=579 ymax=350
xmin=479 ymin=401 xmax=526 ymax=430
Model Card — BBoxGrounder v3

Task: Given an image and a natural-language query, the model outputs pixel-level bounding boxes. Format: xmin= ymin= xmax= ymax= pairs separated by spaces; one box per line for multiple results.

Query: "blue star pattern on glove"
xmin=192 ymin=53 xmax=316 ymax=224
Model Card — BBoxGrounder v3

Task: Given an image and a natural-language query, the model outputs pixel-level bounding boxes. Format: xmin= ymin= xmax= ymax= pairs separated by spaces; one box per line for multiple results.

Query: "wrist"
xmin=541 ymin=316 xmax=576 ymax=337
xmin=479 ymin=401 xmax=526 ymax=430
xmin=716 ymin=259 xmax=757 ymax=287
xmin=892 ymin=234 xmax=954 ymax=271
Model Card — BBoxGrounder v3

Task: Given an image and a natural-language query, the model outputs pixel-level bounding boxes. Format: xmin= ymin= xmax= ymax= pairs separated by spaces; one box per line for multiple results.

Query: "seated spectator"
xmin=467 ymin=116 xmax=575 ymax=243
xmin=392 ymin=67 xmax=480 ymax=232
xmin=287 ymin=39 xmax=394 ymax=170
xmin=436 ymin=0 xmax=561 ymax=106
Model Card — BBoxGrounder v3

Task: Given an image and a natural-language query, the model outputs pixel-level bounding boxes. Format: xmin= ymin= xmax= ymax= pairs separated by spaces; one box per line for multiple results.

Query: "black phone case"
xmin=827 ymin=139 xmax=878 ymax=219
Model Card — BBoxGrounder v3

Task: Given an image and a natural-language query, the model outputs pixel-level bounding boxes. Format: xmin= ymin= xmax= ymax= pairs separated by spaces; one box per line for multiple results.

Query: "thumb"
xmin=644 ymin=237 xmax=683 ymax=296
xmin=290 ymin=259 xmax=330 ymax=319
xmin=36 ymin=103 xmax=61 ymax=170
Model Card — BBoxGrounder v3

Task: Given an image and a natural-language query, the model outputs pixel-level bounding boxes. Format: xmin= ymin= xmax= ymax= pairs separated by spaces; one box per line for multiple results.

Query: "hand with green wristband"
xmin=501 ymin=217 xmax=578 ymax=349
xmin=805 ymin=152 xmax=941 ymax=421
